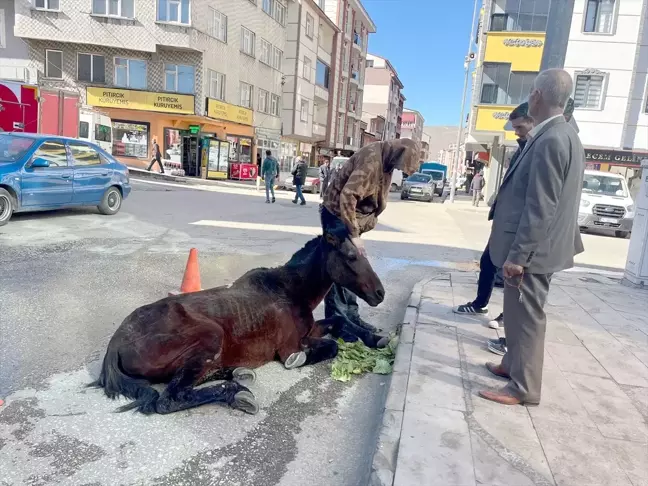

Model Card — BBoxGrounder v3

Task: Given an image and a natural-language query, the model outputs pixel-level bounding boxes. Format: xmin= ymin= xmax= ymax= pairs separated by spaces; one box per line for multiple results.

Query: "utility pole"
xmin=448 ymin=0 xmax=480 ymax=203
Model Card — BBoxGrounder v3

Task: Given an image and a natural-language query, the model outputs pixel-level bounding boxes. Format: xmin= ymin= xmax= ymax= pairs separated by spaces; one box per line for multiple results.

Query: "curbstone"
xmin=402 ymin=306 xmax=418 ymax=326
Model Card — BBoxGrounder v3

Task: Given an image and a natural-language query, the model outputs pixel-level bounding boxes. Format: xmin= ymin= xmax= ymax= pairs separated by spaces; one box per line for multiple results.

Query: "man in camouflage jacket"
xmin=321 ymin=139 xmax=419 ymax=332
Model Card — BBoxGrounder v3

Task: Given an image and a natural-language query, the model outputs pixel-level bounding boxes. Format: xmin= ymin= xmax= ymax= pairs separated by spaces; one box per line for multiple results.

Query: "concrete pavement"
xmin=372 ymin=271 xmax=648 ymax=486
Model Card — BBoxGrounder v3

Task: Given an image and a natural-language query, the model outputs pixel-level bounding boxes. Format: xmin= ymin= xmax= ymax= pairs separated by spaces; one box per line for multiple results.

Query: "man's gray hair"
xmin=534 ymin=69 xmax=574 ymax=109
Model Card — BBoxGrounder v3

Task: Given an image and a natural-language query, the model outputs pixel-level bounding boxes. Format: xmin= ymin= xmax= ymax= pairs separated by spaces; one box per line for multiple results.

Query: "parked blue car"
xmin=0 ymin=133 xmax=131 ymax=226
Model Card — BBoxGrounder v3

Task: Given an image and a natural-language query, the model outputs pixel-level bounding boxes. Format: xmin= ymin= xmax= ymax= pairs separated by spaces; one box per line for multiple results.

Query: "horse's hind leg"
xmin=196 ymin=367 xmax=256 ymax=386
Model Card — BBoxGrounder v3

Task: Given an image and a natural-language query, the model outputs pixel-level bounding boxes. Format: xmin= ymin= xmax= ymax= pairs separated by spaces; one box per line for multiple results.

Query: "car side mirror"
xmin=30 ymin=157 xmax=50 ymax=168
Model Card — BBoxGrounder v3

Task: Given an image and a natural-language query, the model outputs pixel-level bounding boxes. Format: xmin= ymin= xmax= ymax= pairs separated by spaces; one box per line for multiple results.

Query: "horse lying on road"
xmin=90 ymin=232 xmax=386 ymax=415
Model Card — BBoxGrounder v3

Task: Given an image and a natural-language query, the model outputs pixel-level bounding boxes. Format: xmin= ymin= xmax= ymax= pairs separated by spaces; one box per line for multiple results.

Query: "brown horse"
xmin=90 ymin=232 xmax=386 ymax=415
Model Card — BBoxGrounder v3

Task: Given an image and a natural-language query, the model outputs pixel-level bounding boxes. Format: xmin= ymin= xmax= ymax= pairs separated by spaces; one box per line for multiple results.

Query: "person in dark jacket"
xmin=321 ymin=139 xmax=419 ymax=333
xmin=319 ymin=159 xmax=331 ymax=199
xmin=291 ymin=157 xmax=308 ymax=206
xmin=147 ymin=139 xmax=164 ymax=173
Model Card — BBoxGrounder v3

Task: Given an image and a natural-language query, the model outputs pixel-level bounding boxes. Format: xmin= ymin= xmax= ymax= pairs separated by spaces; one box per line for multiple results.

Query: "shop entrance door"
xmin=182 ymin=136 xmax=200 ymax=177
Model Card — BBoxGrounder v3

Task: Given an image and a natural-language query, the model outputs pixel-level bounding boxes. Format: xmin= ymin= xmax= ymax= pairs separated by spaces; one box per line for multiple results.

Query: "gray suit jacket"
xmin=488 ymin=116 xmax=585 ymax=274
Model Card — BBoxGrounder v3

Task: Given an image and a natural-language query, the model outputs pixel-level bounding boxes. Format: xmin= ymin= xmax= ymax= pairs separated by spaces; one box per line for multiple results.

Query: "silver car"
xmin=400 ymin=173 xmax=436 ymax=202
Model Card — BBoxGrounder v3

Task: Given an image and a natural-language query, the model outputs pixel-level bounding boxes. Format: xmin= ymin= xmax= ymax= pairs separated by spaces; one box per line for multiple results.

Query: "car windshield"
xmin=408 ymin=174 xmax=431 ymax=183
xmin=307 ymin=167 xmax=320 ymax=178
xmin=0 ymin=134 xmax=36 ymax=163
xmin=423 ymin=170 xmax=444 ymax=180
xmin=582 ymin=174 xmax=628 ymax=197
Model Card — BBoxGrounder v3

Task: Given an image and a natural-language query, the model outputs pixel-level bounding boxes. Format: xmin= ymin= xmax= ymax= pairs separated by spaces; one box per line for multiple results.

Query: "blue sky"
xmin=363 ymin=0 xmax=476 ymax=127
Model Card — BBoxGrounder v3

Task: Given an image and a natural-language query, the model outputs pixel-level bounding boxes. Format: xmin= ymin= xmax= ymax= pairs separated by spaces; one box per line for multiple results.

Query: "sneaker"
xmin=488 ymin=313 xmax=504 ymax=329
xmin=487 ymin=337 xmax=507 ymax=356
xmin=300 ymin=201 xmax=306 ymax=206
xmin=292 ymin=199 xmax=297 ymax=204
xmin=266 ymin=200 xmax=270 ymax=204
xmin=453 ymin=303 xmax=488 ymax=315
xmin=272 ymin=197 xmax=276 ymax=203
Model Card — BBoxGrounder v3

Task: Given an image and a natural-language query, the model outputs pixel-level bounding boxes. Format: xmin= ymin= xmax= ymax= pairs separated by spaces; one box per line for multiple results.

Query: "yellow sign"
xmin=206 ymin=98 xmax=254 ymax=126
xmin=475 ymin=105 xmax=517 ymax=141
xmin=86 ymin=87 xmax=195 ymax=115
xmin=484 ymin=32 xmax=545 ymax=72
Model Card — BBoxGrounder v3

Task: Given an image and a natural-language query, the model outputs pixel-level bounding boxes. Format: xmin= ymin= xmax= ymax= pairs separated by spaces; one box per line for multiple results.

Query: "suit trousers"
xmin=501 ymin=272 xmax=552 ymax=404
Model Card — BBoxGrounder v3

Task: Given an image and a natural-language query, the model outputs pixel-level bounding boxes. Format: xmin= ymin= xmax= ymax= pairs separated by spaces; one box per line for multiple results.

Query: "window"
xmin=316 ymin=60 xmax=330 ymax=89
xmin=34 ymin=0 xmax=60 ymax=10
xmin=300 ymin=99 xmax=309 ymax=122
xmin=489 ymin=0 xmax=549 ymax=32
xmin=92 ymin=0 xmax=134 ymax=18
xmin=157 ymin=0 xmax=190 ymax=25
xmin=241 ymin=27 xmax=256 ymax=57
xmin=306 ymin=13 xmax=314 ymax=38
xmin=507 ymin=72 xmax=536 ymax=104
xmin=584 ymin=0 xmax=615 ymax=34
xmin=209 ymin=8 xmax=227 ymax=42
xmin=258 ymin=89 xmax=269 ymax=113
xmin=79 ymin=122 xmax=90 ymax=139
xmin=112 ymin=121 xmax=149 ymax=158
xmin=164 ymin=63 xmax=195 ymax=94
xmin=240 ymin=82 xmax=253 ymax=108
xmin=262 ymin=0 xmax=271 ymax=15
xmin=303 ymin=56 xmax=312 ymax=81
xmin=260 ymin=39 xmax=272 ymax=65
xmin=365 ymin=59 xmax=374 ymax=68
xmin=480 ymin=63 xmax=511 ymax=104
xmin=271 ymin=94 xmax=280 ymax=116
xmin=33 ymin=141 xmax=68 ymax=167
xmin=0 ymin=9 xmax=5 ymax=49
xmin=45 ymin=50 xmax=63 ymax=79
xmin=114 ymin=58 xmax=146 ymax=89
xmin=272 ymin=46 xmax=282 ymax=70
xmin=574 ymin=74 xmax=605 ymax=109
xmin=69 ymin=142 xmax=102 ymax=166
xmin=78 ymin=54 xmax=106 ymax=83
xmin=274 ymin=1 xmax=286 ymax=25
xmin=95 ymin=124 xmax=112 ymax=143
xmin=319 ymin=0 xmax=325 ymax=8
xmin=209 ymin=70 xmax=225 ymax=100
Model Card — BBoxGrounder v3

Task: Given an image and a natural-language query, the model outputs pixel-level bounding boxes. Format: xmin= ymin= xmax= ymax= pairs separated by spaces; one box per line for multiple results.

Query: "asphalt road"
xmin=0 ymin=179 xmax=630 ymax=485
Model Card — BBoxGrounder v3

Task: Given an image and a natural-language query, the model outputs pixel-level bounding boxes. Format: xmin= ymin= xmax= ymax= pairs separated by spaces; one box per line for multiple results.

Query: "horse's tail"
xmin=87 ymin=347 xmax=159 ymax=414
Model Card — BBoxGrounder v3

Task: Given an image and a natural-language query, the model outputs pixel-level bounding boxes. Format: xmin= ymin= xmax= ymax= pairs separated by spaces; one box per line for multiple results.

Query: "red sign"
xmin=230 ymin=163 xmax=257 ymax=180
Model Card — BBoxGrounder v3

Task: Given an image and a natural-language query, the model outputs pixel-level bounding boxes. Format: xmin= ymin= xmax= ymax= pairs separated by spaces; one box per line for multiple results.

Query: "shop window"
xmin=68 ymin=142 xmax=103 ymax=166
xmin=33 ymin=140 xmax=68 ymax=167
xmin=574 ymin=74 xmax=605 ymax=109
xmin=157 ymin=0 xmax=190 ymax=25
xmin=92 ymin=0 xmax=134 ymax=18
xmin=112 ymin=121 xmax=149 ymax=158
xmin=164 ymin=128 xmax=182 ymax=162
xmin=164 ymin=63 xmax=195 ymax=94
xmin=114 ymin=58 xmax=147 ymax=90
xmin=584 ymin=0 xmax=615 ymax=34
xmin=78 ymin=53 xmax=106 ymax=83
xmin=45 ymin=50 xmax=63 ymax=79
xmin=227 ymin=135 xmax=252 ymax=163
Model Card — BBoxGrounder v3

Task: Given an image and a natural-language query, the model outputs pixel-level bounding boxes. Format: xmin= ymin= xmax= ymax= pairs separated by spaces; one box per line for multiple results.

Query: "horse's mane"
xmin=285 ymin=236 xmax=323 ymax=268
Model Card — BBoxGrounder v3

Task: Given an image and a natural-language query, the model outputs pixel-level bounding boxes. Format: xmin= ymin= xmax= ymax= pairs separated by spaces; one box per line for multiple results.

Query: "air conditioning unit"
xmin=624 ymin=158 xmax=648 ymax=287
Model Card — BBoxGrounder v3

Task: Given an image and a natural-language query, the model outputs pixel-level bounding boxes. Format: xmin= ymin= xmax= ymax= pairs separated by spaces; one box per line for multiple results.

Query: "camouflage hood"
xmin=381 ymin=139 xmax=419 ymax=175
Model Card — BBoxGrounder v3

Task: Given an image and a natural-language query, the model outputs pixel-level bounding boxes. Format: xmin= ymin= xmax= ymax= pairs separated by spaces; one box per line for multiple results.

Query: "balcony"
xmin=313 ymin=122 xmax=327 ymax=138
xmin=350 ymin=71 xmax=360 ymax=85
xmin=352 ymin=32 xmax=362 ymax=51
xmin=314 ymin=85 xmax=329 ymax=103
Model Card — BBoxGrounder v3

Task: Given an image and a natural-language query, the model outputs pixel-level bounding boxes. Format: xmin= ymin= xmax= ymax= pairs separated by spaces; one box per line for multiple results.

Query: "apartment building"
xmin=361 ymin=53 xmax=404 ymax=141
xmin=420 ymin=132 xmax=431 ymax=162
xmin=400 ymin=108 xmax=424 ymax=144
xmin=281 ymin=0 xmax=339 ymax=169
xmin=322 ymin=0 xmax=376 ymax=154
xmin=0 ymin=0 xmax=34 ymax=83
xmin=13 ymin=0 xmax=286 ymax=178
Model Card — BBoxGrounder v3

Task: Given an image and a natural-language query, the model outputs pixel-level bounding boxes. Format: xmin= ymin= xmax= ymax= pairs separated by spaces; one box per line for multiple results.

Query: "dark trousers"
xmin=147 ymin=156 xmax=164 ymax=173
xmin=473 ymin=244 xmax=498 ymax=309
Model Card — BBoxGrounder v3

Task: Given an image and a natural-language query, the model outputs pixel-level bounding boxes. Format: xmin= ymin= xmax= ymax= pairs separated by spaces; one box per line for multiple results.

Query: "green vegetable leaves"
xmin=330 ymin=336 xmax=398 ymax=382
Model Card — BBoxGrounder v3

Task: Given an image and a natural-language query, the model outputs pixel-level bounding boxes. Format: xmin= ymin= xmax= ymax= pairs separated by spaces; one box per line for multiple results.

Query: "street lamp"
xmin=448 ymin=0 xmax=481 ymax=204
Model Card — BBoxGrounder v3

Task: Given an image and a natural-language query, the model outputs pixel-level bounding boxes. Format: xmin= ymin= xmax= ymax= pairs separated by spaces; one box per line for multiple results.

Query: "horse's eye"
xmin=346 ymin=251 xmax=358 ymax=261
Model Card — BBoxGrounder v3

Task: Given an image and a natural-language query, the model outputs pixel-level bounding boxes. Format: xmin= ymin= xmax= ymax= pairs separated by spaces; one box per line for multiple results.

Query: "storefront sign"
xmin=491 ymin=111 xmax=510 ymax=120
xmin=502 ymin=38 xmax=543 ymax=47
xmin=585 ymin=148 xmax=648 ymax=167
xmin=86 ymin=87 xmax=195 ymax=115
xmin=230 ymin=163 xmax=257 ymax=180
xmin=484 ymin=32 xmax=545 ymax=71
xmin=189 ymin=124 xmax=200 ymax=134
xmin=206 ymin=98 xmax=254 ymax=126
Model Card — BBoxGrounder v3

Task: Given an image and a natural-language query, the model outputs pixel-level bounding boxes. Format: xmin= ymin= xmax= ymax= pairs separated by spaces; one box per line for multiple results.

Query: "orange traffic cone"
xmin=169 ymin=248 xmax=202 ymax=296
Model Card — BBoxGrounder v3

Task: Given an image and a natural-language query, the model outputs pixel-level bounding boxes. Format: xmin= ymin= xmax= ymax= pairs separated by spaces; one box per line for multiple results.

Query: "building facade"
xmin=281 ymin=0 xmax=339 ymax=169
xmin=13 ymin=0 xmax=286 ymax=178
xmin=1 ymin=0 xmax=34 ymax=83
xmin=400 ymin=108 xmax=424 ymax=144
xmin=322 ymin=0 xmax=376 ymax=154
xmin=361 ymin=53 xmax=404 ymax=141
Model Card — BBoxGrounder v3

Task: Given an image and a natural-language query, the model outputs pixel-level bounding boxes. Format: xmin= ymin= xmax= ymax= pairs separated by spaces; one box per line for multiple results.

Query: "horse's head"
xmin=323 ymin=233 xmax=385 ymax=306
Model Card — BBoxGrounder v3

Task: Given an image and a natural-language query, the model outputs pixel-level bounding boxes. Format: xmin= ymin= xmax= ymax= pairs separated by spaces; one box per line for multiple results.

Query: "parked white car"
xmin=578 ymin=170 xmax=635 ymax=238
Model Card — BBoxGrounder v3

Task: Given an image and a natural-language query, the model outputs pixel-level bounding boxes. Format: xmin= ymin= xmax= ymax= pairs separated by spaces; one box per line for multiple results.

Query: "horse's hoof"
xmin=234 ymin=391 xmax=259 ymax=415
xmin=376 ymin=336 xmax=390 ymax=349
xmin=284 ymin=351 xmax=307 ymax=370
xmin=233 ymin=367 xmax=256 ymax=383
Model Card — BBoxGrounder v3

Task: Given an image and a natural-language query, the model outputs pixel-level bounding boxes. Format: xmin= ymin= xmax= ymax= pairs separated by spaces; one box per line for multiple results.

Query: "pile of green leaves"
xmin=330 ymin=335 xmax=398 ymax=382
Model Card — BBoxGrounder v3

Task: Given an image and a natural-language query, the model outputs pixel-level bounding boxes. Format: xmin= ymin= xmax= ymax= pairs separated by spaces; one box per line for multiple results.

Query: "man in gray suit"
xmin=478 ymin=69 xmax=585 ymax=406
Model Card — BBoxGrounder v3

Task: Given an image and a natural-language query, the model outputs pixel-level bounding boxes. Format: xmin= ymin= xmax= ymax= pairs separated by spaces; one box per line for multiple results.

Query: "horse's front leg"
xmin=313 ymin=315 xmax=389 ymax=349
xmin=278 ymin=337 xmax=339 ymax=369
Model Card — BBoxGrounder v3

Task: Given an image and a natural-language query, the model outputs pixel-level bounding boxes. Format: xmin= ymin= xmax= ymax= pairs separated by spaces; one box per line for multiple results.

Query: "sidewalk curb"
xmin=129 ymin=168 xmax=262 ymax=190
xmin=369 ymin=279 xmax=424 ymax=486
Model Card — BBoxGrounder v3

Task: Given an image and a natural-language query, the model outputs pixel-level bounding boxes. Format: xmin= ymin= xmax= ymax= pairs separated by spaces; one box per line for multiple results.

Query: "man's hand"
xmin=503 ymin=260 xmax=524 ymax=278
xmin=351 ymin=237 xmax=367 ymax=257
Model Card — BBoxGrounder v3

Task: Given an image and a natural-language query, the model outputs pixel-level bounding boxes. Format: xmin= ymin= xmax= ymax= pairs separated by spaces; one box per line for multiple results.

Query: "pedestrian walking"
xmin=471 ymin=171 xmax=485 ymax=206
xmin=261 ymin=150 xmax=279 ymax=204
xmin=321 ymin=139 xmax=419 ymax=333
xmin=147 ymin=139 xmax=164 ymax=173
xmin=319 ymin=158 xmax=331 ymax=199
xmin=256 ymin=152 xmax=262 ymax=191
xmin=291 ymin=157 xmax=308 ymax=206
xmin=478 ymin=69 xmax=585 ymax=407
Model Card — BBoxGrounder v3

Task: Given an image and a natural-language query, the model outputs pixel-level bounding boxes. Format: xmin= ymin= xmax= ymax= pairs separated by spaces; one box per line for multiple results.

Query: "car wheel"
xmin=98 ymin=186 xmax=122 ymax=215
xmin=400 ymin=193 xmax=407 ymax=200
xmin=391 ymin=183 xmax=398 ymax=192
xmin=0 ymin=188 xmax=15 ymax=227
xmin=615 ymin=230 xmax=629 ymax=239
xmin=427 ymin=196 xmax=433 ymax=203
